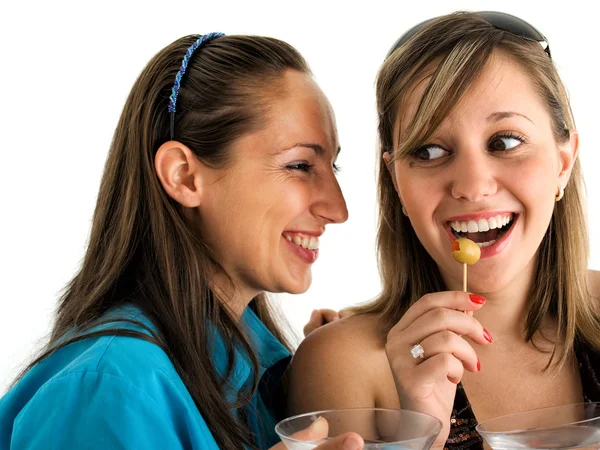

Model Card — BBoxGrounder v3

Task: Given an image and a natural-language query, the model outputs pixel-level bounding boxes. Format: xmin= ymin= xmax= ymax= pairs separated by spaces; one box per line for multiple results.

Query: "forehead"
xmin=264 ymin=70 xmax=338 ymax=153
xmin=396 ymin=51 xmax=545 ymax=138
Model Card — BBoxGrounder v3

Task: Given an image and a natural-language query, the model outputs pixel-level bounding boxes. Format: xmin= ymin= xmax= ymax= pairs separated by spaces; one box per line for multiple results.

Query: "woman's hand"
xmin=270 ymin=417 xmax=363 ymax=450
xmin=303 ymin=309 xmax=352 ymax=337
xmin=385 ymin=291 xmax=492 ymax=447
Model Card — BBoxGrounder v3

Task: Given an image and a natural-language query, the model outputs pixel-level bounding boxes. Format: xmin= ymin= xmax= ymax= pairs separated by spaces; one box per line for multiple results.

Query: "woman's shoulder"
xmin=4 ymin=311 xmax=187 ymax=413
xmin=303 ymin=312 xmax=385 ymax=352
xmin=0 ymin=324 xmax=215 ymax=449
xmin=294 ymin=312 xmax=386 ymax=370
xmin=287 ymin=313 xmax=388 ymax=415
xmin=57 ymin=310 xmax=180 ymax=387
xmin=10 ymin=328 xmax=183 ymax=405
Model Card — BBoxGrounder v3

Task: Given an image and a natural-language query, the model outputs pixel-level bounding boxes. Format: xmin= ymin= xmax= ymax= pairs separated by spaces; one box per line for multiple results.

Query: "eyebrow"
xmin=487 ymin=111 xmax=534 ymax=124
xmin=280 ymin=143 xmax=342 ymax=157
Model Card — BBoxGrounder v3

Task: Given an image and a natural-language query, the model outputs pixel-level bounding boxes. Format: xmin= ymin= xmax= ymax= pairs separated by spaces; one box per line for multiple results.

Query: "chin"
xmin=466 ymin=271 xmax=514 ymax=295
xmin=282 ymin=272 xmax=312 ymax=295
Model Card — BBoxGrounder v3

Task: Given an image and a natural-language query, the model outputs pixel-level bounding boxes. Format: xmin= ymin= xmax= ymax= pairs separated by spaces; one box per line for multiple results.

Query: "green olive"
xmin=451 ymin=238 xmax=481 ymax=265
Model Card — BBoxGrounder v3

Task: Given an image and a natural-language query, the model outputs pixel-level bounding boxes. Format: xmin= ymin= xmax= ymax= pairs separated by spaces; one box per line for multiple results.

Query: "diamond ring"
xmin=411 ymin=343 xmax=425 ymax=359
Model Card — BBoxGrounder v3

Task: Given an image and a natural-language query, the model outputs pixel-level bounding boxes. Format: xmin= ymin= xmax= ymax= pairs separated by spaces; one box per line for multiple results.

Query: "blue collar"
xmin=210 ymin=307 xmax=291 ymax=398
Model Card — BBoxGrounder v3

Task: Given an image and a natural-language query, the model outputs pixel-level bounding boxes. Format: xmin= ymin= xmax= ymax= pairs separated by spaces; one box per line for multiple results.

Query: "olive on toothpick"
xmin=451 ymin=238 xmax=481 ymax=292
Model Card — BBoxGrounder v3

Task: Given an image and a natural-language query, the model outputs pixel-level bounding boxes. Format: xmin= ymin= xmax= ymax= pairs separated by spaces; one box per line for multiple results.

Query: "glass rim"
xmin=475 ymin=401 xmax=600 ymax=436
xmin=275 ymin=407 xmax=443 ymax=445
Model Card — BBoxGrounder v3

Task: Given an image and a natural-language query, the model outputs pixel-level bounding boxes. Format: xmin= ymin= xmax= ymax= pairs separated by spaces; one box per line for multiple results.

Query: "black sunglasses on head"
xmin=386 ymin=11 xmax=551 ymax=59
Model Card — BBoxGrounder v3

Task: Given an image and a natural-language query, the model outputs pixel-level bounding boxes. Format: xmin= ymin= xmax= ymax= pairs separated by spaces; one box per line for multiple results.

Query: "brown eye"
xmin=412 ymin=145 xmax=448 ymax=160
xmin=286 ymin=162 xmax=313 ymax=172
xmin=489 ymin=135 xmax=522 ymax=152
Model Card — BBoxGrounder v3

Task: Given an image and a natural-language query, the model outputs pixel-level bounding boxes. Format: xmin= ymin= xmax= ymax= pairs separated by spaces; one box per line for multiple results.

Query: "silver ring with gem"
xmin=411 ymin=343 xmax=425 ymax=359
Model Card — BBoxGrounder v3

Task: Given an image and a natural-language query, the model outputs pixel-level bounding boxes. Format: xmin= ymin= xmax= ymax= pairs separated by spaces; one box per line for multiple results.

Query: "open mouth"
xmin=448 ymin=213 xmax=516 ymax=248
xmin=282 ymin=232 xmax=319 ymax=251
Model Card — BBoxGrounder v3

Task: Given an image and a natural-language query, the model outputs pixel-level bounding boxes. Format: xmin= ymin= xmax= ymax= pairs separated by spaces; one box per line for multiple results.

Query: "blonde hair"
xmin=355 ymin=12 xmax=599 ymax=370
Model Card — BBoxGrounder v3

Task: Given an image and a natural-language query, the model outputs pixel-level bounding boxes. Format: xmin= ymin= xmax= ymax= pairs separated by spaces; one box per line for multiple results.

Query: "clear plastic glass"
xmin=275 ymin=408 xmax=442 ymax=449
xmin=476 ymin=402 xmax=600 ymax=449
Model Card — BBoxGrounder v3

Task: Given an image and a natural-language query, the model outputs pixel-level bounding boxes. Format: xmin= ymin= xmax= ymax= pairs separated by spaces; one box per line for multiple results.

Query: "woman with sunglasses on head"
xmin=288 ymin=11 xmax=600 ymax=449
xmin=0 ymin=33 xmax=365 ymax=450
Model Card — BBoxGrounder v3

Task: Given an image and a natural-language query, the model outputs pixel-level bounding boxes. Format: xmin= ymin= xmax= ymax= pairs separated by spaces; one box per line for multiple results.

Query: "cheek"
xmin=397 ymin=172 xmax=442 ymax=218
xmin=509 ymin=159 xmax=557 ymax=211
xmin=272 ymin=182 xmax=313 ymax=226
xmin=242 ymin=176 xmax=314 ymax=232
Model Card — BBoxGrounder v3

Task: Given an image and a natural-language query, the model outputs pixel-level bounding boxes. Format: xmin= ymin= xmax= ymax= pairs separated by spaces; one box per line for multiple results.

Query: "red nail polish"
xmin=477 ymin=360 xmax=481 ymax=372
xmin=469 ymin=294 xmax=486 ymax=304
xmin=483 ymin=328 xmax=493 ymax=343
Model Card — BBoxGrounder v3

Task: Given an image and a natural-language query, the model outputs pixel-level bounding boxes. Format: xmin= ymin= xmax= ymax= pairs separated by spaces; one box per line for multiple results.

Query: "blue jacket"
xmin=0 ymin=305 xmax=291 ymax=449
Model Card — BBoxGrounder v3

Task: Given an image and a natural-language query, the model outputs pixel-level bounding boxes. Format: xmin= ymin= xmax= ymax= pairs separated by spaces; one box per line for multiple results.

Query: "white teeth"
xmin=450 ymin=213 xmax=514 ymax=233
xmin=476 ymin=240 xmax=497 ymax=248
xmin=284 ymin=233 xmax=320 ymax=250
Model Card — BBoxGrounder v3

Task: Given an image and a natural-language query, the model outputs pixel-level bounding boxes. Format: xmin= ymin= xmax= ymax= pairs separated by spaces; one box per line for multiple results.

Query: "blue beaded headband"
xmin=169 ymin=32 xmax=225 ymax=140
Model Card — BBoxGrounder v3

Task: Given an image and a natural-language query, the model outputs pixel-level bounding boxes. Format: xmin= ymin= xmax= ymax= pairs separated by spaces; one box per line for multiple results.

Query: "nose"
xmin=312 ymin=173 xmax=349 ymax=224
xmin=450 ymin=147 xmax=497 ymax=202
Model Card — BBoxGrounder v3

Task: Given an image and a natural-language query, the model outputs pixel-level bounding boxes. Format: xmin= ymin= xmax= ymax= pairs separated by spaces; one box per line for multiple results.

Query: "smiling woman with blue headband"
xmin=0 ymin=34 xmax=365 ymax=450
xmin=288 ymin=11 xmax=600 ymax=449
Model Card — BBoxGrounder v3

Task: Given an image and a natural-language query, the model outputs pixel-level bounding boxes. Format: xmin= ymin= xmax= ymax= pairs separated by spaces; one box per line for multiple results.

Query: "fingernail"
xmin=309 ymin=417 xmax=327 ymax=436
xmin=343 ymin=437 xmax=362 ymax=450
xmin=483 ymin=328 xmax=493 ymax=343
xmin=477 ymin=359 xmax=481 ymax=372
xmin=469 ymin=294 xmax=486 ymax=304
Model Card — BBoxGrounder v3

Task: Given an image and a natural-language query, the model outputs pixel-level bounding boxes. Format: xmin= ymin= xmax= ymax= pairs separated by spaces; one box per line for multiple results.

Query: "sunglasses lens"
xmin=479 ymin=11 xmax=546 ymax=42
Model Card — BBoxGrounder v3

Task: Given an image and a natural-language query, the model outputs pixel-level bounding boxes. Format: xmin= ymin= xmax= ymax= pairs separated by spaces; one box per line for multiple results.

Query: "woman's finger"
xmin=392 ymin=291 xmax=486 ymax=334
xmin=413 ymin=352 xmax=465 ymax=385
xmin=303 ymin=309 xmax=340 ymax=337
xmin=416 ymin=330 xmax=480 ymax=372
xmin=403 ymin=307 xmax=492 ymax=347
xmin=269 ymin=417 xmax=364 ymax=450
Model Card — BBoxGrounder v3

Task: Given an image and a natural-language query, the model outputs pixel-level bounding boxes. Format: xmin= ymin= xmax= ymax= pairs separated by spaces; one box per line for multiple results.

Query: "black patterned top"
xmin=445 ymin=340 xmax=600 ymax=449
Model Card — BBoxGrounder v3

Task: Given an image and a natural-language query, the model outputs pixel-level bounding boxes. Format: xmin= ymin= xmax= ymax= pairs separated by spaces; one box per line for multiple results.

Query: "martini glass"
xmin=476 ymin=402 xmax=600 ymax=449
xmin=275 ymin=408 xmax=442 ymax=449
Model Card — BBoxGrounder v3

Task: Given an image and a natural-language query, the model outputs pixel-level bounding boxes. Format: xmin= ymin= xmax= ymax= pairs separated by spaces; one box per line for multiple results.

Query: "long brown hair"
xmin=18 ymin=35 xmax=309 ymax=449
xmin=354 ymin=12 xmax=600 ymax=370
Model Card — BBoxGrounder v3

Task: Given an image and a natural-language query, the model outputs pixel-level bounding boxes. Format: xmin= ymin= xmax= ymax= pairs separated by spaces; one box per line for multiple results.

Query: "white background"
xmin=1 ymin=0 xmax=598 ymax=393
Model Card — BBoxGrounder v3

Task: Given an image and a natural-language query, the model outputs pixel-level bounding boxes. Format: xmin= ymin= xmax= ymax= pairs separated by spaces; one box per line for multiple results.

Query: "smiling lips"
xmin=448 ymin=213 xmax=515 ymax=248
xmin=282 ymin=232 xmax=320 ymax=250
xmin=282 ymin=231 xmax=321 ymax=264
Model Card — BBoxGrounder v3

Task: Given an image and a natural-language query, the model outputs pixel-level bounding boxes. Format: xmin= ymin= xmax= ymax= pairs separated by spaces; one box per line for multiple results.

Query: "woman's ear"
xmin=558 ymin=129 xmax=579 ymax=188
xmin=154 ymin=141 xmax=204 ymax=208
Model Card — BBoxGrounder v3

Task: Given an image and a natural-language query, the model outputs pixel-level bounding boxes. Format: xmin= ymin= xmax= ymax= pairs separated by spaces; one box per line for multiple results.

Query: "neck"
xmin=475 ymin=268 xmax=533 ymax=342
xmin=211 ymin=271 xmax=259 ymax=320
xmin=444 ymin=259 xmax=538 ymax=342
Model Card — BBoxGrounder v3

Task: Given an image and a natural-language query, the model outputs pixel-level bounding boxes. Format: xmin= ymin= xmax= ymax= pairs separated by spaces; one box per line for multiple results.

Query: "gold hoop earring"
xmin=555 ymin=184 xmax=564 ymax=202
